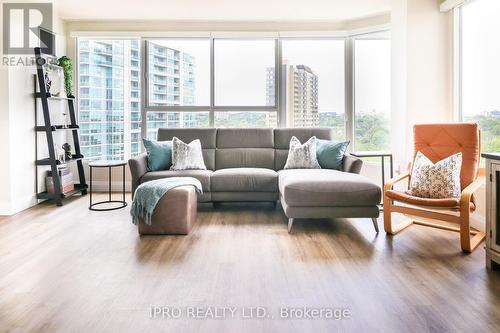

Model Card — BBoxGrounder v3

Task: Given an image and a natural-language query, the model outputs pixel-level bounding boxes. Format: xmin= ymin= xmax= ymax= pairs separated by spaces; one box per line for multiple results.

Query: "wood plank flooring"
xmin=0 ymin=194 xmax=499 ymax=333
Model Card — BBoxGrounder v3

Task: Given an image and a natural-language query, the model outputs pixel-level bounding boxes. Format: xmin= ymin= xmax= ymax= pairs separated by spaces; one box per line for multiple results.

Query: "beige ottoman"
xmin=138 ymin=186 xmax=197 ymax=235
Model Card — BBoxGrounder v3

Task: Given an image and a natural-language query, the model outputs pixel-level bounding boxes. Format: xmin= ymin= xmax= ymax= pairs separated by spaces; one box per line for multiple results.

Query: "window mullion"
xmin=209 ymin=36 xmax=215 ymax=127
xmin=140 ymin=39 xmax=147 ymax=150
xmin=345 ymin=38 xmax=354 ymax=151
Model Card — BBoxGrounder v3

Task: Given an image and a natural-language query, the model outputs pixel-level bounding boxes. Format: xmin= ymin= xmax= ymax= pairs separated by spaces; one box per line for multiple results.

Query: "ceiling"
xmin=55 ymin=0 xmax=391 ymax=22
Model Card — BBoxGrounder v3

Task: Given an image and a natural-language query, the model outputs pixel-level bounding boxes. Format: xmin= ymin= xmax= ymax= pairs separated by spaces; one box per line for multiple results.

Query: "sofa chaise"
xmin=129 ymin=128 xmax=382 ymax=232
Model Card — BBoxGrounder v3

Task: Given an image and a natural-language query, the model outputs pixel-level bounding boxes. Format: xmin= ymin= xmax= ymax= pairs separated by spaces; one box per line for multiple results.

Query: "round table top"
xmin=88 ymin=160 xmax=127 ymax=167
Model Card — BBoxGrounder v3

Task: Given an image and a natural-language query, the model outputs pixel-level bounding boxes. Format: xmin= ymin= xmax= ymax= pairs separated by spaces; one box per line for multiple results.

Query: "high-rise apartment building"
xmin=146 ymin=43 xmax=198 ymax=138
xmin=78 ymin=41 xmax=197 ymax=160
xmin=267 ymin=63 xmax=319 ymax=127
xmin=78 ymin=40 xmax=140 ymax=160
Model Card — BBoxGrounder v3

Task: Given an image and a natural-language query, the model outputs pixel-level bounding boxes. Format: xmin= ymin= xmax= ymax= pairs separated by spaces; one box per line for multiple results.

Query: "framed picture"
xmin=44 ymin=65 xmax=65 ymax=97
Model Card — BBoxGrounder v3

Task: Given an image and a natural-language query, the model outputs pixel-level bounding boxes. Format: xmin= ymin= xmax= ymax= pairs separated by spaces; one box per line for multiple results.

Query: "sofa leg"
xmin=371 ymin=217 xmax=379 ymax=233
xmin=288 ymin=218 xmax=294 ymax=233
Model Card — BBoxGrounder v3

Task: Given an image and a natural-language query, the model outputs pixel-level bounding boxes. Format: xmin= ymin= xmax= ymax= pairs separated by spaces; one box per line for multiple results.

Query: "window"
xmin=78 ymin=39 xmax=141 ymax=161
xmin=459 ymin=0 xmax=500 ymax=153
xmin=214 ymin=112 xmax=277 ymax=128
xmin=146 ymin=39 xmax=210 ymax=107
xmin=214 ymin=39 xmax=276 ymax=107
xmin=77 ymin=32 xmax=392 ymax=161
xmin=281 ymin=39 xmax=345 ymax=140
xmin=146 ymin=112 xmax=210 ymax=139
xmin=354 ymin=38 xmax=391 ymax=151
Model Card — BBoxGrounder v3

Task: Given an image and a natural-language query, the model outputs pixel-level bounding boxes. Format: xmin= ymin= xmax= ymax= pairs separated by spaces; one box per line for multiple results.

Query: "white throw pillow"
xmin=170 ymin=137 xmax=207 ymax=170
xmin=409 ymin=151 xmax=462 ymax=199
xmin=284 ymin=136 xmax=322 ymax=169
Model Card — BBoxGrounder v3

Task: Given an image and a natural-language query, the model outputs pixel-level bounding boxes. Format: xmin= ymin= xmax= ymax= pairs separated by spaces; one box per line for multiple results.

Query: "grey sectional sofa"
xmin=129 ymin=128 xmax=381 ymax=232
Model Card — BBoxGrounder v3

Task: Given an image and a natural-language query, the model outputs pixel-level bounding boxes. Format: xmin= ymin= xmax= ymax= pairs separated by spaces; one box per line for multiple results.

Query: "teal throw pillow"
xmin=143 ymin=138 xmax=172 ymax=171
xmin=316 ymin=140 xmax=350 ymax=170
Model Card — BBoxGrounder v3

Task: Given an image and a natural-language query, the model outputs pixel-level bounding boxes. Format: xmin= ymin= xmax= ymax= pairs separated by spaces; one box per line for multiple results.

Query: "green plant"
xmin=57 ymin=56 xmax=73 ymax=97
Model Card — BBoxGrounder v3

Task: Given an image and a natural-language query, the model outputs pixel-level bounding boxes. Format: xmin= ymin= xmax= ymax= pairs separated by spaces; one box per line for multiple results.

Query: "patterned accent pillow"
xmin=170 ymin=137 xmax=207 ymax=170
xmin=284 ymin=136 xmax=322 ymax=169
xmin=409 ymin=151 xmax=462 ymax=199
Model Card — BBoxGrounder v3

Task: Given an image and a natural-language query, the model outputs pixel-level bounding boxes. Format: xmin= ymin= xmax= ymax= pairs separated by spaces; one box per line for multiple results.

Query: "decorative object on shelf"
xmin=55 ymin=144 xmax=66 ymax=162
xmin=57 ymin=56 xmax=74 ymax=98
xmin=46 ymin=166 xmax=74 ymax=194
xmin=44 ymin=71 xmax=52 ymax=93
xmin=43 ymin=64 xmax=64 ymax=96
xmin=62 ymin=111 xmax=69 ymax=128
xmin=34 ymin=47 xmax=87 ymax=207
xmin=62 ymin=143 xmax=72 ymax=160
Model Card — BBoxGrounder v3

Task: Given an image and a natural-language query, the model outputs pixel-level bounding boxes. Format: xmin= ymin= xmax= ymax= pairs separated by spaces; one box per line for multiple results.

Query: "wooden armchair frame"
xmin=383 ymin=168 xmax=486 ymax=253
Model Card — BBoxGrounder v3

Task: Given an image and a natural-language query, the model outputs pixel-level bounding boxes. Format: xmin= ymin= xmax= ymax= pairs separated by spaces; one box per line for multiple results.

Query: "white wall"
xmin=0 ymin=8 xmax=67 ymax=215
xmin=391 ymin=0 xmax=453 ymax=171
xmin=0 ymin=68 xmax=12 ymax=214
xmin=391 ymin=0 xmax=484 ymax=230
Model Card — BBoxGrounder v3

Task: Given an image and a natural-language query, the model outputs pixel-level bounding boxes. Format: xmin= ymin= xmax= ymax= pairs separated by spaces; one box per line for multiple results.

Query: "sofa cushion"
xmin=217 ymin=128 xmax=274 ymax=148
xmin=140 ymin=170 xmax=212 ymax=192
xmin=278 ymin=169 xmax=381 ymax=207
xmin=211 ymin=168 xmax=278 ymax=192
xmin=216 ymin=148 xmax=275 ymax=170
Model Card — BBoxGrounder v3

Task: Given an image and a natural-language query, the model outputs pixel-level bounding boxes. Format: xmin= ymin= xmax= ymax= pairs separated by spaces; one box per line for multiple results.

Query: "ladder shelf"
xmin=34 ymin=47 xmax=87 ymax=206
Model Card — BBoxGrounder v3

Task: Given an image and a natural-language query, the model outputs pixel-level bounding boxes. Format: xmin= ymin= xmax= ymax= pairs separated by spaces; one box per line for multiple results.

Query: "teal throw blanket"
xmin=131 ymin=177 xmax=202 ymax=225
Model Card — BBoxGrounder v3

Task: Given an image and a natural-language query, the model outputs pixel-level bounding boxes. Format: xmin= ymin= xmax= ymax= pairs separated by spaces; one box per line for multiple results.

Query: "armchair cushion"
xmin=413 ymin=123 xmax=480 ymax=191
xmin=385 ymin=189 xmax=475 ymax=211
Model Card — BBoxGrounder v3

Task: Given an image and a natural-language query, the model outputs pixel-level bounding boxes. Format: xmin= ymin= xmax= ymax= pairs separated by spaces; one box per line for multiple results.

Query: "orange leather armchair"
xmin=383 ymin=123 xmax=486 ymax=253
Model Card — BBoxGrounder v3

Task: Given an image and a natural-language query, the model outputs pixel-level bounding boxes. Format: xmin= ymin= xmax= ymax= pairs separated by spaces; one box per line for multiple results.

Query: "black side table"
xmin=351 ymin=151 xmax=394 ymax=186
xmin=88 ymin=160 xmax=127 ymax=211
xmin=351 ymin=151 xmax=393 ymax=208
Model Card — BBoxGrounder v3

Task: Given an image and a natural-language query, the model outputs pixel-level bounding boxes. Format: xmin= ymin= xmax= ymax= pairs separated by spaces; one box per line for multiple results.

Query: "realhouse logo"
xmin=2 ymin=2 xmax=53 ymax=56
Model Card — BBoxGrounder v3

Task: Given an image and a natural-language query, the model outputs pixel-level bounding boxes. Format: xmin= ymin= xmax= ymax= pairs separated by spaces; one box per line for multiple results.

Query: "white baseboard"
xmin=0 ymin=195 xmax=38 ymax=216
xmin=0 ymin=201 xmax=12 ymax=216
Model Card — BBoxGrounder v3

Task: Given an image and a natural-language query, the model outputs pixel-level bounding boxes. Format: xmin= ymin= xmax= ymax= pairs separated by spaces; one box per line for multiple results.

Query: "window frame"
xmin=352 ymin=33 xmax=392 ymax=152
xmin=143 ymin=37 xmax=280 ymax=112
xmin=74 ymin=27 xmax=391 ymax=157
xmin=454 ymin=6 xmax=464 ymax=122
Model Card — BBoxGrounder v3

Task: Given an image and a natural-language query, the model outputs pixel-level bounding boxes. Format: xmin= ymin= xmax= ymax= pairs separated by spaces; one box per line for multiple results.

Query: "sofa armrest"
xmin=342 ymin=154 xmax=363 ymax=174
xmin=128 ymin=153 xmax=148 ymax=197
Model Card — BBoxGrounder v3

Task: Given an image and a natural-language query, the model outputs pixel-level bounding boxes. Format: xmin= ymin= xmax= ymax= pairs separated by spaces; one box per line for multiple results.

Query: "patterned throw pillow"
xmin=284 ymin=136 xmax=322 ymax=169
xmin=170 ymin=137 xmax=207 ymax=170
xmin=409 ymin=151 xmax=462 ymax=199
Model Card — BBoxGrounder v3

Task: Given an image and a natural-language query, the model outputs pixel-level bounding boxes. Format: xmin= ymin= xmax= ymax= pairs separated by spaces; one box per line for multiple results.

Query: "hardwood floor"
xmin=1 ymin=194 xmax=499 ymax=333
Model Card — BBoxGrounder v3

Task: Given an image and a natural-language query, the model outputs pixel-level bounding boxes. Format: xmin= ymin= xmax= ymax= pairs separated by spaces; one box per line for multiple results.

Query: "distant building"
xmin=485 ymin=110 xmax=500 ymax=117
xmin=267 ymin=62 xmax=319 ymax=127
xmin=146 ymin=43 xmax=197 ymax=136
xmin=78 ymin=40 xmax=141 ymax=160
xmin=78 ymin=41 xmax=196 ymax=160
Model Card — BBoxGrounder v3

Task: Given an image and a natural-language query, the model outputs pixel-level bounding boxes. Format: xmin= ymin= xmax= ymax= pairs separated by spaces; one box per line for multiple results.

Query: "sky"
xmin=152 ymin=37 xmax=391 ymax=114
xmin=462 ymin=0 xmax=500 ymax=116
